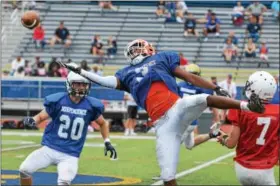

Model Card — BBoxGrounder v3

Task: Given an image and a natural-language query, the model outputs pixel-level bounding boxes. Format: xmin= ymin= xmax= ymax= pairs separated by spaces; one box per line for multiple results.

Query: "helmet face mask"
xmin=66 ymin=72 xmax=91 ymax=98
xmin=124 ymin=39 xmax=155 ymax=65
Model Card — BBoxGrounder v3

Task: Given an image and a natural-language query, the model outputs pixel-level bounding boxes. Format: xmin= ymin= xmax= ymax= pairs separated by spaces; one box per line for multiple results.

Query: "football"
xmin=21 ymin=10 xmax=40 ymax=29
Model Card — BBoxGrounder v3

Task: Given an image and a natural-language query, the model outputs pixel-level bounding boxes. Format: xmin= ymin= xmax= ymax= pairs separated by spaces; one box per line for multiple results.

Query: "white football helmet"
xmin=124 ymin=39 xmax=155 ymax=65
xmin=244 ymin=71 xmax=277 ymax=101
xmin=66 ymin=71 xmax=91 ymax=97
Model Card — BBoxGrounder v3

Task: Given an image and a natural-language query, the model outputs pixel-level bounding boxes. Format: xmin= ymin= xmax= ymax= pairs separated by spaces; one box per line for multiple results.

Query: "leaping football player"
xmin=61 ymin=39 xmax=264 ymax=186
xmin=217 ymin=71 xmax=279 ymax=185
xmin=19 ymin=72 xmax=117 ymax=186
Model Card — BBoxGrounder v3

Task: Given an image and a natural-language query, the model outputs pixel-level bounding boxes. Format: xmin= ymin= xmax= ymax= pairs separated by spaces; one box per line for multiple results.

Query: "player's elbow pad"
xmin=81 ymin=70 xmax=118 ymax=89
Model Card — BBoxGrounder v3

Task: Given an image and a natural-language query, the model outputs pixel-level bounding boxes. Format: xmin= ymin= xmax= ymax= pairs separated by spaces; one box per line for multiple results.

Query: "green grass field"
xmin=1 ymin=130 xmax=279 ymax=185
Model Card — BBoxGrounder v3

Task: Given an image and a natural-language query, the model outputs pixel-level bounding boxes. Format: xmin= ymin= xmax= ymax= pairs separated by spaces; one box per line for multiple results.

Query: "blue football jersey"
xmin=115 ymin=51 xmax=180 ymax=109
xmin=41 ymin=92 xmax=104 ymax=157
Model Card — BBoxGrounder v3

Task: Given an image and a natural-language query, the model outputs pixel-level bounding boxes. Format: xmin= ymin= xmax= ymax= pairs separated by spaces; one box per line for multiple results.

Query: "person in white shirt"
xmin=232 ymin=1 xmax=245 ymax=21
xmin=123 ymin=92 xmax=138 ymax=136
xmin=218 ymin=74 xmax=237 ymax=122
xmin=11 ymin=56 xmax=25 ymax=76
xmin=176 ymin=1 xmax=188 ymax=23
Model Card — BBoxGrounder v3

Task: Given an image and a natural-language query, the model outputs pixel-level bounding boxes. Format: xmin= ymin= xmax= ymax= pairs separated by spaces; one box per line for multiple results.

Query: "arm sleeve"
xmin=43 ymin=98 xmax=57 ymax=118
xmin=92 ymin=103 xmax=105 ymax=121
xmin=216 ymin=18 xmax=221 ymax=24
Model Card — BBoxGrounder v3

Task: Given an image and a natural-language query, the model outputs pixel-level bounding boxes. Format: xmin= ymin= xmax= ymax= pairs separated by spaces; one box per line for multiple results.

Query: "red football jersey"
xmin=228 ymin=104 xmax=279 ymax=169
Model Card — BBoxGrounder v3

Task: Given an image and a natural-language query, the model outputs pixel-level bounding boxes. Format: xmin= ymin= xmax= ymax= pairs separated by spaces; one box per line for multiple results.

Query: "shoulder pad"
xmin=45 ymin=92 xmax=67 ymax=103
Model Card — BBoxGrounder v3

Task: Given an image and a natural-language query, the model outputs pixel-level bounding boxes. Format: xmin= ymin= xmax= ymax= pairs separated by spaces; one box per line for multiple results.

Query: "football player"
xmin=61 ymin=39 xmax=264 ymax=186
xmin=19 ymin=72 xmax=117 ymax=186
xmin=218 ymin=71 xmax=279 ymax=185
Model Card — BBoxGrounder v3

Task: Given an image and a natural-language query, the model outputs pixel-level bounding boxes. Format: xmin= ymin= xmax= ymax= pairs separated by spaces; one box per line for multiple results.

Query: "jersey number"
xmin=58 ymin=115 xmax=84 ymax=140
xmin=256 ymin=117 xmax=271 ymax=145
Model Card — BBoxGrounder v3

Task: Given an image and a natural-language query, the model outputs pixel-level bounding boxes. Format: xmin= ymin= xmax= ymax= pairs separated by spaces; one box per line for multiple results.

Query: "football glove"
xmin=104 ymin=142 xmax=117 ymax=160
xmin=209 ymin=122 xmax=222 ymax=138
xmin=23 ymin=117 xmax=36 ymax=128
xmin=247 ymin=93 xmax=265 ymax=113
xmin=214 ymin=86 xmax=231 ymax=98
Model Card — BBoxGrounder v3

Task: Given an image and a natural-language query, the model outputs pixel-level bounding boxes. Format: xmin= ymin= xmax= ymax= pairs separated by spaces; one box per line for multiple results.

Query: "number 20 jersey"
xmin=228 ymin=104 xmax=279 ymax=169
xmin=41 ymin=92 xmax=104 ymax=157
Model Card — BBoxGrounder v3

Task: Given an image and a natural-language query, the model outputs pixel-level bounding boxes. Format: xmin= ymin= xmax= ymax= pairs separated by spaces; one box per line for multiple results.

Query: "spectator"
xmin=80 ymin=60 xmax=91 ymax=71
xmin=232 ymin=1 xmax=245 ymax=25
xmin=246 ymin=1 xmax=267 ymax=24
xmin=218 ymin=74 xmax=237 ymax=122
xmin=31 ymin=56 xmax=41 ymax=76
xmin=271 ymin=0 xmax=280 ymax=21
xmin=244 ymin=38 xmax=257 ymax=58
xmin=50 ymin=21 xmax=71 ymax=48
xmin=258 ymin=40 xmax=269 ymax=68
xmin=246 ymin=16 xmax=262 ymax=43
xmin=176 ymin=0 xmax=188 ymax=23
xmin=197 ymin=9 xmax=212 ymax=24
xmin=203 ymin=13 xmax=221 ymax=42
xmin=99 ymin=1 xmax=117 ymax=11
xmin=92 ymin=66 xmax=103 ymax=76
xmin=165 ymin=2 xmax=177 ymax=23
xmin=11 ymin=56 xmax=25 ymax=76
xmin=155 ymin=0 xmax=166 ymax=18
xmin=222 ymin=38 xmax=238 ymax=63
xmin=26 ymin=0 xmax=36 ymax=10
xmin=14 ymin=66 xmax=25 ymax=78
xmin=179 ymin=52 xmax=188 ymax=68
xmin=33 ymin=24 xmax=46 ymax=50
xmin=24 ymin=60 xmax=32 ymax=76
xmin=37 ymin=61 xmax=47 ymax=77
xmin=225 ymin=31 xmax=238 ymax=45
xmin=48 ymin=61 xmax=61 ymax=77
xmin=183 ymin=12 xmax=199 ymax=38
xmin=91 ymin=35 xmax=104 ymax=56
xmin=107 ymin=36 xmax=117 ymax=58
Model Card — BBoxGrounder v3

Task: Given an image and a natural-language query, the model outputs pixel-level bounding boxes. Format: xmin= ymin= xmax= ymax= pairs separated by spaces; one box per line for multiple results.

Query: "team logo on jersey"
xmin=1 ymin=170 xmax=141 ymax=185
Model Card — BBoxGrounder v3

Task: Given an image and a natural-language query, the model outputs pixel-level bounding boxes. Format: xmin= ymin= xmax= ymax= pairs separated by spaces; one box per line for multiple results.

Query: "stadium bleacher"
xmin=2 ymin=1 xmax=279 ymax=84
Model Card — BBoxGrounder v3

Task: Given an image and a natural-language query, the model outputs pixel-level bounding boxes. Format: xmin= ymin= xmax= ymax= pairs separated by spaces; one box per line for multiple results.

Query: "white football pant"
xmin=19 ymin=146 xmax=78 ymax=185
xmin=154 ymin=94 xmax=209 ymax=182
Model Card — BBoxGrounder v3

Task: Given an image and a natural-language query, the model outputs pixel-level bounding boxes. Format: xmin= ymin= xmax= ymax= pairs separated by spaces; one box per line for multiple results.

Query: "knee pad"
xmin=19 ymin=170 xmax=31 ymax=178
xmin=161 ymin=167 xmax=176 ymax=182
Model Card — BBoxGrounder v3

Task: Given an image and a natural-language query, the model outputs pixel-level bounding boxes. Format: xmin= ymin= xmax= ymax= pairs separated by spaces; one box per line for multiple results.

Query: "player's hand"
xmin=214 ymin=86 xmax=231 ymax=98
xmin=247 ymin=93 xmax=265 ymax=113
xmin=209 ymin=122 xmax=222 ymax=138
xmin=58 ymin=61 xmax=81 ymax=74
xmin=104 ymin=142 xmax=117 ymax=160
xmin=23 ymin=117 xmax=36 ymax=128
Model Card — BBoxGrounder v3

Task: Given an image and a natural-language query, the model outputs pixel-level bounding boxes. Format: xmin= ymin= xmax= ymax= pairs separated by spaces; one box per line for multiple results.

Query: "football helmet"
xmin=66 ymin=71 xmax=91 ymax=97
xmin=185 ymin=64 xmax=201 ymax=76
xmin=244 ymin=71 xmax=277 ymax=101
xmin=124 ymin=39 xmax=155 ymax=65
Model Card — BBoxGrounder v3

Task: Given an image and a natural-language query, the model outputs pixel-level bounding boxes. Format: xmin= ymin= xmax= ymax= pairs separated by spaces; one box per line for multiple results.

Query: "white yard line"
xmin=2 ymin=144 xmax=41 ymax=152
xmin=151 ymin=152 xmax=235 ymax=185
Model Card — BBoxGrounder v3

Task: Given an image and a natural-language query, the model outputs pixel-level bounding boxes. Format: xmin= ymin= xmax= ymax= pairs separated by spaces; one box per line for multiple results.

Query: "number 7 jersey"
xmin=228 ymin=104 xmax=279 ymax=169
xmin=41 ymin=92 xmax=104 ymax=157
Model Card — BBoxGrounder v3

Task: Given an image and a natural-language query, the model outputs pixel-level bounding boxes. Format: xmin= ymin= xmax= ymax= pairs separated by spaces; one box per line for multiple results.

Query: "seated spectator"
xmin=232 ymin=1 xmax=245 ymax=26
xmin=91 ymin=35 xmax=104 ymax=56
xmin=33 ymin=24 xmax=46 ymax=50
xmin=225 ymin=31 xmax=238 ymax=45
xmin=80 ymin=60 xmax=91 ymax=71
xmin=258 ymin=40 xmax=269 ymax=68
xmin=165 ymin=1 xmax=177 ymax=23
xmin=246 ymin=16 xmax=262 ymax=43
xmin=31 ymin=56 xmax=41 ymax=76
xmin=50 ymin=21 xmax=71 ymax=48
xmin=37 ymin=61 xmax=47 ymax=77
xmin=203 ymin=13 xmax=221 ymax=41
xmin=155 ymin=0 xmax=166 ymax=18
xmin=222 ymin=38 xmax=238 ymax=63
xmin=246 ymin=1 xmax=267 ymax=24
xmin=107 ymin=36 xmax=117 ymax=58
xmin=48 ymin=61 xmax=61 ymax=77
xmin=92 ymin=66 xmax=103 ymax=76
xmin=24 ymin=60 xmax=32 ymax=76
xmin=11 ymin=56 xmax=25 ymax=76
xmin=271 ymin=0 xmax=280 ymax=21
xmin=244 ymin=38 xmax=256 ymax=58
xmin=197 ymin=9 xmax=212 ymax=24
xmin=176 ymin=0 xmax=188 ymax=23
xmin=179 ymin=52 xmax=188 ymax=68
xmin=14 ymin=66 xmax=25 ymax=78
xmin=99 ymin=1 xmax=117 ymax=11
xmin=183 ymin=13 xmax=199 ymax=38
